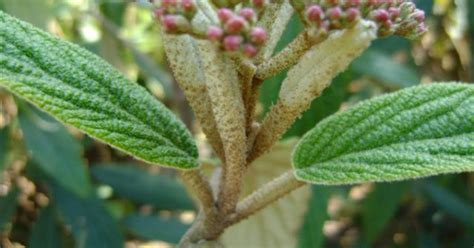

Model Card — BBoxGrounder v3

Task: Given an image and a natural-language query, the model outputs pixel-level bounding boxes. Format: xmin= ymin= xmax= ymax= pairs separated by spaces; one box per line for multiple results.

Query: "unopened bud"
xmin=181 ymin=0 xmax=195 ymax=12
xmin=306 ymin=5 xmax=324 ymax=22
xmin=223 ymin=35 xmax=243 ymax=51
xmin=327 ymin=7 xmax=342 ymax=20
xmin=225 ymin=16 xmax=247 ymax=33
xmin=239 ymin=8 xmax=256 ymax=21
xmin=372 ymin=9 xmax=390 ymax=22
xmin=411 ymin=10 xmax=425 ymax=22
xmin=218 ymin=8 xmax=233 ymax=22
xmin=207 ymin=26 xmax=224 ymax=41
xmin=243 ymin=44 xmax=258 ymax=57
xmin=250 ymin=27 xmax=267 ymax=45
xmin=252 ymin=0 xmax=266 ymax=8
xmin=388 ymin=7 xmax=401 ymax=20
xmin=346 ymin=8 xmax=360 ymax=23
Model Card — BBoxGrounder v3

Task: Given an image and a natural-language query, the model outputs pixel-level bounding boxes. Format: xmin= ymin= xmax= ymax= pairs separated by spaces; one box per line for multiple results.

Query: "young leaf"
xmin=293 ymin=83 xmax=474 ymax=185
xmin=19 ymin=108 xmax=92 ymax=197
xmin=91 ymin=163 xmax=195 ymax=210
xmin=0 ymin=11 xmax=198 ymax=169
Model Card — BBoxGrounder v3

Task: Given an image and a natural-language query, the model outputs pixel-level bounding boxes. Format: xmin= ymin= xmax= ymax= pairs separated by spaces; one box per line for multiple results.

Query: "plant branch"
xmin=255 ymin=31 xmax=314 ymax=80
xmin=228 ymin=170 xmax=305 ymax=225
xmin=180 ymin=170 xmax=215 ymax=216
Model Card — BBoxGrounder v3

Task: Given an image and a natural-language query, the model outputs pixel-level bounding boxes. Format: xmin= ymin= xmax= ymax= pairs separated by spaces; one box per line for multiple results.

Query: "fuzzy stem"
xmin=180 ymin=170 xmax=215 ymax=215
xmin=255 ymin=31 xmax=314 ymax=80
xmin=229 ymin=170 xmax=305 ymax=225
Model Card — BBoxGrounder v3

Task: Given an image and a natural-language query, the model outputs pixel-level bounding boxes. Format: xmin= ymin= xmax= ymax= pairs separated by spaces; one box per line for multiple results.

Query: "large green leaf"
xmin=91 ymin=163 xmax=195 ymax=210
xmin=0 ymin=124 xmax=9 ymax=172
xmin=123 ymin=214 xmax=190 ymax=244
xmin=19 ymin=107 xmax=92 ymax=197
xmin=362 ymin=182 xmax=409 ymax=242
xmin=0 ymin=11 xmax=198 ymax=169
xmin=293 ymin=83 xmax=474 ymax=185
xmin=0 ymin=186 xmax=19 ymax=232
xmin=51 ymin=184 xmax=124 ymax=248
xmin=29 ymin=206 xmax=63 ymax=248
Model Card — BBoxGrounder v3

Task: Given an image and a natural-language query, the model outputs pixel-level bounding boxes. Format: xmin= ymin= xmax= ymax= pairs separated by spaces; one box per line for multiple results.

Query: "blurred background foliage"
xmin=0 ymin=0 xmax=473 ymax=247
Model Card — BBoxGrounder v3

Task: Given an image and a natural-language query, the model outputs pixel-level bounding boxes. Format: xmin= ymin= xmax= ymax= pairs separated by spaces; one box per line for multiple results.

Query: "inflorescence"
xmin=142 ymin=0 xmax=426 ymax=57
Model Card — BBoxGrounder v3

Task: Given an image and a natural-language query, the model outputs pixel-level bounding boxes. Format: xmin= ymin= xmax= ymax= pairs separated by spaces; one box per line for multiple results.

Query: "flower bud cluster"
xmin=207 ymin=7 xmax=268 ymax=57
xmin=150 ymin=0 xmax=197 ymax=33
xmin=300 ymin=0 xmax=426 ymax=40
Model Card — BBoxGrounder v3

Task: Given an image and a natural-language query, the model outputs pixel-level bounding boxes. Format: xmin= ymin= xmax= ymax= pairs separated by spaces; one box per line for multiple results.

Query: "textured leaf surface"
xmin=123 ymin=214 xmax=189 ymax=244
xmin=222 ymin=139 xmax=310 ymax=248
xmin=19 ymin=108 xmax=92 ymax=197
xmin=293 ymin=83 xmax=474 ymax=185
xmin=51 ymin=184 xmax=124 ymax=248
xmin=29 ymin=206 xmax=63 ymax=248
xmin=0 ymin=11 xmax=198 ymax=169
xmin=91 ymin=163 xmax=194 ymax=210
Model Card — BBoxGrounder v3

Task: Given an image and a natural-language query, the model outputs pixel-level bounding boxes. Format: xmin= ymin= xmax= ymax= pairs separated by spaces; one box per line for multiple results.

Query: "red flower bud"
xmin=346 ymin=8 xmax=360 ymax=22
xmin=388 ymin=7 xmax=401 ymax=20
xmin=243 ymin=44 xmax=258 ymax=57
xmin=223 ymin=35 xmax=243 ymax=51
xmin=181 ymin=0 xmax=195 ymax=12
xmin=239 ymin=8 xmax=256 ymax=21
xmin=372 ymin=9 xmax=390 ymax=22
xmin=306 ymin=5 xmax=324 ymax=22
xmin=327 ymin=7 xmax=342 ymax=20
xmin=252 ymin=0 xmax=266 ymax=8
xmin=218 ymin=8 xmax=233 ymax=22
xmin=225 ymin=16 xmax=247 ymax=33
xmin=411 ymin=10 xmax=425 ymax=22
xmin=207 ymin=26 xmax=224 ymax=41
xmin=250 ymin=27 xmax=267 ymax=45
xmin=162 ymin=15 xmax=178 ymax=31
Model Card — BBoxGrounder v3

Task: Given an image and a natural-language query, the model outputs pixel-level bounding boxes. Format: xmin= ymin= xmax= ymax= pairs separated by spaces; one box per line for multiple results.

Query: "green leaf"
xmin=293 ymin=83 xmax=474 ymax=185
xmin=352 ymin=49 xmax=420 ymax=88
xmin=0 ymin=187 xmax=19 ymax=232
xmin=422 ymin=182 xmax=474 ymax=227
xmin=362 ymin=182 xmax=409 ymax=242
xmin=123 ymin=214 xmax=190 ymax=244
xmin=297 ymin=186 xmax=331 ymax=248
xmin=29 ymin=206 xmax=63 ymax=248
xmin=91 ymin=163 xmax=195 ymax=210
xmin=51 ymin=184 xmax=124 ymax=248
xmin=0 ymin=10 xmax=198 ymax=169
xmin=0 ymin=124 xmax=9 ymax=172
xmin=19 ymin=107 xmax=92 ymax=197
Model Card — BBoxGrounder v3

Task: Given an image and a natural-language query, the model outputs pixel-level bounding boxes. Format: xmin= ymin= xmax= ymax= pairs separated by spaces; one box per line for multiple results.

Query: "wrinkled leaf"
xmin=0 ymin=187 xmax=19 ymax=232
xmin=51 ymin=184 xmax=124 ymax=248
xmin=362 ymin=182 xmax=409 ymax=242
xmin=19 ymin=108 xmax=92 ymax=197
xmin=29 ymin=206 xmax=63 ymax=248
xmin=123 ymin=214 xmax=189 ymax=244
xmin=0 ymin=11 xmax=198 ymax=169
xmin=91 ymin=163 xmax=194 ymax=210
xmin=222 ymin=139 xmax=311 ymax=248
xmin=293 ymin=83 xmax=474 ymax=185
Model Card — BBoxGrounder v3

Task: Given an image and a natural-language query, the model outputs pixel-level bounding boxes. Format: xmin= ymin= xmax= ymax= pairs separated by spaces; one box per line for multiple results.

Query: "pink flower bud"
xmin=372 ymin=9 xmax=390 ymax=22
xmin=207 ymin=26 xmax=223 ymax=41
xmin=239 ymin=8 xmax=256 ymax=21
xmin=223 ymin=35 xmax=243 ymax=51
xmin=411 ymin=10 xmax=425 ymax=22
xmin=252 ymin=0 xmax=265 ymax=8
xmin=225 ymin=16 xmax=247 ymax=33
xmin=243 ymin=44 xmax=258 ymax=57
xmin=154 ymin=8 xmax=165 ymax=18
xmin=250 ymin=27 xmax=267 ymax=45
xmin=346 ymin=8 xmax=359 ymax=22
xmin=181 ymin=0 xmax=195 ymax=12
xmin=388 ymin=7 xmax=401 ymax=20
xmin=162 ymin=15 xmax=178 ymax=31
xmin=327 ymin=7 xmax=342 ymax=20
xmin=306 ymin=5 xmax=324 ymax=22
xmin=218 ymin=8 xmax=233 ymax=22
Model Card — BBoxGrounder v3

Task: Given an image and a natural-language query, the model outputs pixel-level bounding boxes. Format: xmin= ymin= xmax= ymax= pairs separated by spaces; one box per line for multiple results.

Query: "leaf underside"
xmin=293 ymin=83 xmax=474 ymax=185
xmin=0 ymin=11 xmax=198 ymax=169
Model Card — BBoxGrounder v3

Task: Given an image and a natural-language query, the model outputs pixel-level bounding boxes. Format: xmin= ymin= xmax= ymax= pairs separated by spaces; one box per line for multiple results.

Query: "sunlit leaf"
xmin=293 ymin=83 xmax=474 ymax=185
xmin=0 ymin=11 xmax=198 ymax=169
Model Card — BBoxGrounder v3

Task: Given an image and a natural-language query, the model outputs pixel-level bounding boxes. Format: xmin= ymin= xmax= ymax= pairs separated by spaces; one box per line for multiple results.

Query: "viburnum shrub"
xmin=0 ymin=0 xmax=473 ymax=246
